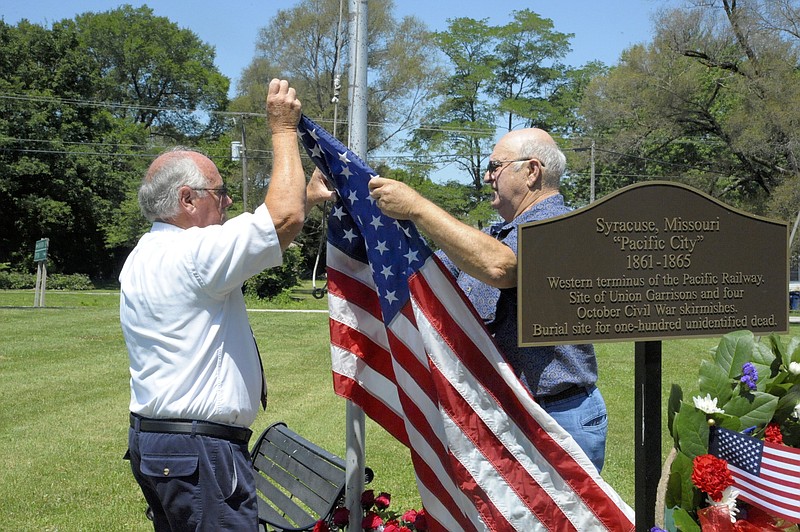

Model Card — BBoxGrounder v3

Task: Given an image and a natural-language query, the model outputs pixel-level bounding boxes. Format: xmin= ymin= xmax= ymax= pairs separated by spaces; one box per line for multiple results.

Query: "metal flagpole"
xmin=345 ymin=0 xmax=369 ymax=530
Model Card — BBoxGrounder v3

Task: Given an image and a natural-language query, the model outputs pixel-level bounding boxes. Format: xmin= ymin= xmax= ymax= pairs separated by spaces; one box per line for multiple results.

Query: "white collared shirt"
xmin=119 ymin=204 xmax=281 ymax=427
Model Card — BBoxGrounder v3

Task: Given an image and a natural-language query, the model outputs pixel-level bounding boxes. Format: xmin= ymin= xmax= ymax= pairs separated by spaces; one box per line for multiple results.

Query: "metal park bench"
xmin=250 ymin=422 xmax=371 ymax=532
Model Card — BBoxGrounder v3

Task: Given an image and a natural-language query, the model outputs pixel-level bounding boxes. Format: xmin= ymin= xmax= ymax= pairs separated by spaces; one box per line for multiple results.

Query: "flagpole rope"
xmin=312 ymin=201 xmax=329 ymax=299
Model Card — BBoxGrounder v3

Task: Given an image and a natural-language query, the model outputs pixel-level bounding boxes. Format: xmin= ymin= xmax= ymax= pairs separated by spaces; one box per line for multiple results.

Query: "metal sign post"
xmin=33 ymin=238 xmax=49 ymax=308
xmin=635 ymin=340 xmax=662 ymax=529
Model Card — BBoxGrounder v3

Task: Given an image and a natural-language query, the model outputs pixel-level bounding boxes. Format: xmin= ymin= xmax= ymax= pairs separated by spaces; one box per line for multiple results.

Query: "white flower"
xmin=789 ymin=361 xmax=800 ymax=375
xmin=793 ymin=401 xmax=800 ymax=420
xmin=693 ymin=393 xmax=725 ymax=414
xmin=707 ymin=486 xmax=740 ymax=523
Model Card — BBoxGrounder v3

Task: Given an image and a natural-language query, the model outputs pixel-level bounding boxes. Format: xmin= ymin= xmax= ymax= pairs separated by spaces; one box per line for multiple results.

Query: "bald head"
xmin=496 ymin=128 xmax=566 ymax=190
xmin=499 ymin=128 xmax=555 ymax=150
xmin=138 ymin=148 xmax=217 ymax=222
xmin=146 ymin=150 xmax=216 ymax=183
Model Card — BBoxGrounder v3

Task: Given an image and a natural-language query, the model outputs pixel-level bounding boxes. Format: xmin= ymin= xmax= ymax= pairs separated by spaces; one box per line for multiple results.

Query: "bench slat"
xmin=250 ymin=422 xmax=347 ymax=532
xmin=255 ymin=439 xmax=342 ymax=505
xmin=267 ymin=428 xmax=344 ymax=473
xmin=253 ymin=449 xmax=332 ymax=519
xmin=253 ymin=470 xmax=315 ymax=529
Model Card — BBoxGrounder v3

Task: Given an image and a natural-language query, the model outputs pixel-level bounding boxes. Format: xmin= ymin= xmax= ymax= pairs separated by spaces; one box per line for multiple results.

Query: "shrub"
xmin=0 ymin=269 xmax=35 ymax=289
xmin=0 ymin=265 xmax=94 ymax=290
xmin=243 ymin=244 xmax=303 ymax=300
xmin=47 ymin=273 xmax=95 ymax=290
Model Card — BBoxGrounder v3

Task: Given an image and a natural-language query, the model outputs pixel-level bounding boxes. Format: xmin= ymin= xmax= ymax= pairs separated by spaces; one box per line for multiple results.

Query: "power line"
xmin=0 ymin=90 xmax=499 ymax=136
xmin=589 ymin=146 xmax=734 ymax=177
xmin=0 ymin=92 xmax=250 ymax=118
xmin=0 ymin=90 xmax=740 ymax=175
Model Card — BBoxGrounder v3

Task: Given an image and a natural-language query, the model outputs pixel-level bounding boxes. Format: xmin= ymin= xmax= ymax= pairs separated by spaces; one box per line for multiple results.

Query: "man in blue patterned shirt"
xmin=368 ymin=128 xmax=607 ymax=472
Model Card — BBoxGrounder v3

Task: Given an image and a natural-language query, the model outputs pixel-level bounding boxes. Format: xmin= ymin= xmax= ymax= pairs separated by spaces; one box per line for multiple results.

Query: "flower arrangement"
xmin=314 ymin=489 xmax=428 ymax=532
xmin=664 ymin=330 xmax=800 ymax=531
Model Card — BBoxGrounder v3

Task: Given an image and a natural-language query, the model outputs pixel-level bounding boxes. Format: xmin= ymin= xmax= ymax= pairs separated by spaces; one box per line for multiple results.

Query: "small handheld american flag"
xmin=710 ymin=425 xmax=800 ymax=524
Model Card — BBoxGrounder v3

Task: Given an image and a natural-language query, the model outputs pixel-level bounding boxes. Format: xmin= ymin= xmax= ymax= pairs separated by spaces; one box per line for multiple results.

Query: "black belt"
xmin=130 ymin=413 xmax=252 ymax=445
xmin=536 ymin=385 xmax=588 ymax=405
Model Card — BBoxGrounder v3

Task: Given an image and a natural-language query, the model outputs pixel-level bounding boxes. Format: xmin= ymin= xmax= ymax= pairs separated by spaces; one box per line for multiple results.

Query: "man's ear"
xmin=177 ymin=185 xmax=196 ymax=214
xmin=525 ymin=161 xmax=541 ymax=189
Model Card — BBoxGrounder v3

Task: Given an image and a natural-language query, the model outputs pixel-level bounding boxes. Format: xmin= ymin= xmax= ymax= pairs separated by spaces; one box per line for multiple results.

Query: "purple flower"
xmin=650 ymin=528 xmax=667 ymax=532
xmin=740 ymin=362 xmax=758 ymax=390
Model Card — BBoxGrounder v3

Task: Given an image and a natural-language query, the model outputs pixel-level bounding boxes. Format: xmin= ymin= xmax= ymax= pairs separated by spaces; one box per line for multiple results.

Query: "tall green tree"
xmin=0 ymin=19 xmax=147 ymax=277
xmin=74 ymin=4 xmax=230 ymax=141
xmin=406 ymin=17 xmax=498 ymax=190
xmin=75 ymin=5 xmax=236 ymax=255
xmin=232 ymin=0 xmax=441 ymax=272
xmin=1 ymin=8 xmax=234 ymax=278
xmin=490 ymin=9 xmax=573 ymax=132
xmin=237 ymin=0 xmax=439 ymax=144
xmin=577 ymin=0 xmax=800 ymax=213
xmin=406 ymin=12 xmax=586 ymax=190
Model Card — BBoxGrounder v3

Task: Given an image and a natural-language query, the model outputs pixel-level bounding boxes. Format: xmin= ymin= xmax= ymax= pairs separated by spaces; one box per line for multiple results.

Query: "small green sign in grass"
xmin=33 ymin=238 xmax=49 ymax=262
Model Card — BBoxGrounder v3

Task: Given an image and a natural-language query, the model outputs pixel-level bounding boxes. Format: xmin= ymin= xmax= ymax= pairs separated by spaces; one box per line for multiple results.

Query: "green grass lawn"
xmin=1 ymin=288 xmax=796 ymax=530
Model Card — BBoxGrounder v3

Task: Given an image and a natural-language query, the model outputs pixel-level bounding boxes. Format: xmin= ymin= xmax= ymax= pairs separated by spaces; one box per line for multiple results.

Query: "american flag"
xmin=710 ymin=426 xmax=800 ymax=524
xmin=297 ymin=115 xmax=635 ymax=531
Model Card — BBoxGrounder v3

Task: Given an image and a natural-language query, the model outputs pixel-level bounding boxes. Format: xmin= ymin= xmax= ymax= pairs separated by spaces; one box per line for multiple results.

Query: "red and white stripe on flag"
xmin=729 ymin=440 xmax=800 ymax=524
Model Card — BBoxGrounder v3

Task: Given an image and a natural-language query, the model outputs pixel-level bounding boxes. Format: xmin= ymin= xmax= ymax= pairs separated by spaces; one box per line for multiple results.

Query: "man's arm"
xmin=368 ymin=177 xmax=517 ymax=289
xmin=264 ymin=79 xmax=306 ymax=251
xmin=305 ymin=168 xmax=335 ymax=216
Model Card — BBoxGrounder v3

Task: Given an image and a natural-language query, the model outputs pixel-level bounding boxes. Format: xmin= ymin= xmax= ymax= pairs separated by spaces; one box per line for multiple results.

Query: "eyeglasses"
xmin=485 ymin=158 xmax=544 ymax=175
xmin=191 ymin=184 xmax=229 ymax=200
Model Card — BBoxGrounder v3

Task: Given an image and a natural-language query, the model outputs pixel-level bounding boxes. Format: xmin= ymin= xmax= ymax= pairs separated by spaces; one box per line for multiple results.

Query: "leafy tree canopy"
xmin=577 ymin=0 xmax=800 ymax=218
xmin=405 ymin=10 xmax=592 ymax=190
xmin=0 ymin=7 xmax=233 ymax=278
xmin=74 ymin=4 xmax=230 ymax=141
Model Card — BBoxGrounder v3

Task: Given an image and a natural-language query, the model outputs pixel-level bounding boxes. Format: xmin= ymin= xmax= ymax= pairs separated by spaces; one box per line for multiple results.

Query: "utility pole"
xmin=574 ymin=142 xmax=597 ymax=204
xmin=590 ymin=139 xmax=596 ymax=203
xmin=241 ymin=117 xmax=249 ymax=212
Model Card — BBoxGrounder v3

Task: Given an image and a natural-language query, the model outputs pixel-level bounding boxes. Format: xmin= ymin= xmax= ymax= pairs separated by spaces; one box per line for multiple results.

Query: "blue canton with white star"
xmin=297 ymin=116 xmax=432 ymax=323
xmin=710 ymin=426 xmax=763 ymax=476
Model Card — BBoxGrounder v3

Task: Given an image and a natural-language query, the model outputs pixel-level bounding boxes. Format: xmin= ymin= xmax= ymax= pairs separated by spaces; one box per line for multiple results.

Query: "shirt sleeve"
xmin=188 ymin=204 xmax=283 ymax=298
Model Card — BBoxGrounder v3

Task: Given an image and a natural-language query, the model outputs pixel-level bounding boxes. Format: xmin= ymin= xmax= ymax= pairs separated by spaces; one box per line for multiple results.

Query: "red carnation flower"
xmin=332 ymin=507 xmax=350 ymax=527
xmin=375 ymin=491 xmax=391 ymax=510
xmin=313 ymin=520 xmax=330 ymax=532
xmin=361 ymin=489 xmax=375 ymax=509
xmin=691 ymin=454 xmax=734 ymax=502
xmin=401 ymin=509 xmax=418 ymax=523
xmin=765 ymin=422 xmax=784 ymax=445
xmin=362 ymin=510 xmax=383 ymax=530
xmin=383 ymin=520 xmax=402 ymax=532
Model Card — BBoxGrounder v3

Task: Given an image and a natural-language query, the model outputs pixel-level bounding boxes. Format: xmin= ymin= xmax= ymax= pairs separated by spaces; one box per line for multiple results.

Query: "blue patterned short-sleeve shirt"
xmin=437 ymin=194 xmax=598 ymax=397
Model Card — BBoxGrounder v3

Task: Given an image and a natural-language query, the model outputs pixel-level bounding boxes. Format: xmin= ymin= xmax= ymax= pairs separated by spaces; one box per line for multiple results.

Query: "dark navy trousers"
xmin=128 ymin=422 xmax=258 ymax=531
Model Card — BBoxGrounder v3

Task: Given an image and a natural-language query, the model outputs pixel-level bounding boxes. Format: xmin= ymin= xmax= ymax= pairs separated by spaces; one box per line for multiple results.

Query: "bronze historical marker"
xmin=518 ymin=182 xmax=789 ymax=346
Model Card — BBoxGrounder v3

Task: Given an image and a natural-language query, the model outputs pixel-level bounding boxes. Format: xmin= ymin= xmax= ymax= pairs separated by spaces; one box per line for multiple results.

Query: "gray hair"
xmin=138 ymin=147 xmax=210 ymax=221
xmin=513 ymin=137 xmax=566 ymax=189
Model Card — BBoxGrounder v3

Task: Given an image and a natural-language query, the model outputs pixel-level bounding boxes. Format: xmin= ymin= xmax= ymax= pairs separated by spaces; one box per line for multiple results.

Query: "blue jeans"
xmin=540 ymin=385 xmax=607 ymax=473
xmin=128 ymin=426 xmax=258 ymax=531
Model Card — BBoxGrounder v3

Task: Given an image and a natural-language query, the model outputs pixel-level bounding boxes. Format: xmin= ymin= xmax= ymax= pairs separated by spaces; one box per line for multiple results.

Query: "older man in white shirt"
xmin=120 ymin=79 xmax=332 ymax=531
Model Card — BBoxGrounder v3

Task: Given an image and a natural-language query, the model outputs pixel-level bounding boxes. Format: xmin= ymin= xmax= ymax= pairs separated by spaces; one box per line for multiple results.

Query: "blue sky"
xmin=4 ymin=0 xmax=680 ymax=97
